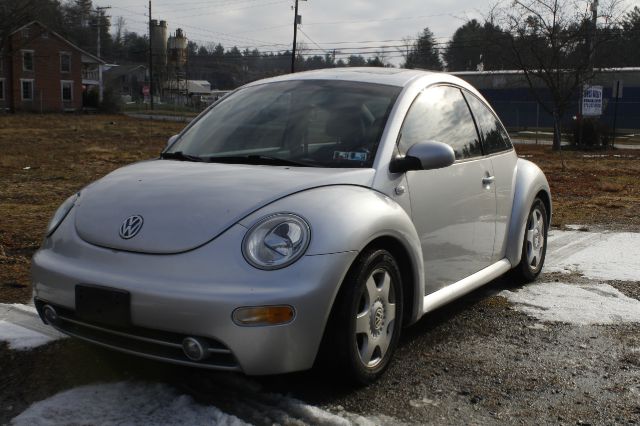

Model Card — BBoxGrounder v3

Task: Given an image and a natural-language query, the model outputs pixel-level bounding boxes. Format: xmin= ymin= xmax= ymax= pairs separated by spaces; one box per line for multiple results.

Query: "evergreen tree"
xmin=403 ymin=27 xmax=443 ymax=70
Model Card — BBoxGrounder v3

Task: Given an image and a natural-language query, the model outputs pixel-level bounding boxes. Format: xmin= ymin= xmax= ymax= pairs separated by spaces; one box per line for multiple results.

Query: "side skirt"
xmin=422 ymin=259 xmax=512 ymax=315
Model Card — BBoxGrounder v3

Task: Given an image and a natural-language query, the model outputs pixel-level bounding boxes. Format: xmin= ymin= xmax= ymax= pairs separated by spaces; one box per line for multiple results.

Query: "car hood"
xmin=74 ymin=160 xmax=375 ymax=254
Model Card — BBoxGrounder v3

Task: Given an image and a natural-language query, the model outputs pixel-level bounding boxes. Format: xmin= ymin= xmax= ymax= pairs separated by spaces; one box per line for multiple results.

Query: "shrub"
xmin=572 ymin=117 xmax=610 ymax=148
xmin=99 ymin=87 xmax=123 ymax=114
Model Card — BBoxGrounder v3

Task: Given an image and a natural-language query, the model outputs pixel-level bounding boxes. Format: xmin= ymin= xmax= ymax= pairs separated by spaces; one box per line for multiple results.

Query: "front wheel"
xmin=514 ymin=198 xmax=548 ymax=282
xmin=327 ymin=248 xmax=403 ymax=385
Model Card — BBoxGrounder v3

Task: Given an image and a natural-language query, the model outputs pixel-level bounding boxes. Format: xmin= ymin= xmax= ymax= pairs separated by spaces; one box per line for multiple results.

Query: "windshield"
xmin=166 ymin=80 xmax=401 ymax=168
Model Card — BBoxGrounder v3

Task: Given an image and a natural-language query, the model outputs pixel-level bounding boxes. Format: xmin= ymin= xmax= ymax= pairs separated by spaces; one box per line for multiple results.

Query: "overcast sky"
xmin=94 ymin=0 xmax=638 ymax=65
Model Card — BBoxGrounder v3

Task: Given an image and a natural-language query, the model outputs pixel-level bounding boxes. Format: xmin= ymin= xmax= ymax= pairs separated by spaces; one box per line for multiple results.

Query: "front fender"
xmin=505 ymin=159 xmax=552 ymax=266
xmin=239 ymin=185 xmax=425 ymax=323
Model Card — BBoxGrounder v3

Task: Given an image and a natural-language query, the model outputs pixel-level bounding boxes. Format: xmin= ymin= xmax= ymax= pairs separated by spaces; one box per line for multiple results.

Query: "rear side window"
xmin=398 ymin=85 xmax=482 ymax=160
xmin=464 ymin=92 xmax=512 ymax=154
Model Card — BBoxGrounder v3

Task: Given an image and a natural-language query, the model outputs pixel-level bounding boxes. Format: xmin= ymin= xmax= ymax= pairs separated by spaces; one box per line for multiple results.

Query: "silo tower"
xmin=167 ymin=29 xmax=189 ymax=104
xmin=168 ymin=28 xmax=188 ymax=72
xmin=151 ymin=20 xmax=168 ymax=68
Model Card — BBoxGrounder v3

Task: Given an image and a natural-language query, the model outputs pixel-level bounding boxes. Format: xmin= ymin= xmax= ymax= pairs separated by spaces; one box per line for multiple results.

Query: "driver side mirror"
xmin=166 ymin=134 xmax=179 ymax=149
xmin=389 ymin=141 xmax=455 ymax=173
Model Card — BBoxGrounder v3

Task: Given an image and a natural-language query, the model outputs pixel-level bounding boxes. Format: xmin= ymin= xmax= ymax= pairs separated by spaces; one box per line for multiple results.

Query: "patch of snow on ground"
xmin=0 ymin=303 xmax=37 ymax=313
xmin=501 ymin=282 xmax=640 ymax=325
xmin=546 ymin=231 xmax=640 ymax=281
xmin=11 ymin=380 xmax=401 ymax=426
xmin=0 ymin=320 xmax=55 ymax=350
xmin=12 ymin=382 xmax=249 ymax=426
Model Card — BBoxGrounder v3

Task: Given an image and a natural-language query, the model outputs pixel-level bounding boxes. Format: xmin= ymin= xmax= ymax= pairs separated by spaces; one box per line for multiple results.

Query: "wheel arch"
xmin=505 ymin=158 xmax=552 ymax=266
xmin=358 ymin=235 xmax=420 ymax=327
xmin=239 ymin=184 xmax=425 ymax=324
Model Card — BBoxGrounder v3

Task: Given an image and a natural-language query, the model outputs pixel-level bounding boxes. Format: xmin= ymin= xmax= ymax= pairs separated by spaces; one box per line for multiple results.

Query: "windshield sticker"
xmin=333 ymin=151 xmax=368 ymax=161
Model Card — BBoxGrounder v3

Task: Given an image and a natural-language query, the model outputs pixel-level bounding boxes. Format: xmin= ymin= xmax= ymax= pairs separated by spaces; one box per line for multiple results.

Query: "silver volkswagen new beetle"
xmin=32 ymin=68 xmax=550 ymax=384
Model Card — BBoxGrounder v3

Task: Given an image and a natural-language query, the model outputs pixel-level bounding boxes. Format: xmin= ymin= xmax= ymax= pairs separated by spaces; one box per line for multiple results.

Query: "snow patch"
xmin=11 ymin=381 xmax=401 ymax=426
xmin=546 ymin=231 xmax=640 ymax=281
xmin=12 ymin=382 xmax=248 ymax=426
xmin=501 ymin=282 xmax=640 ymax=325
xmin=563 ymin=224 xmax=589 ymax=231
xmin=0 ymin=303 xmax=38 ymax=314
xmin=409 ymin=398 xmax=440 ymax=408
xmin=0 ymin=320 xmax=55 ymax=350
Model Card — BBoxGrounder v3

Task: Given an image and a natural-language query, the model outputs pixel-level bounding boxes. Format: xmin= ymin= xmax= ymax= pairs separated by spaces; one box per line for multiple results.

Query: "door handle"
xmin=482 ymin=176 xmax=495 ymax=185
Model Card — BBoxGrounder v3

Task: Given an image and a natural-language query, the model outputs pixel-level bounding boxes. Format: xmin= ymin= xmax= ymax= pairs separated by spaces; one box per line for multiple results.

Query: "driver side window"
xmin=398 ymin=85 xmax=482 ymax=160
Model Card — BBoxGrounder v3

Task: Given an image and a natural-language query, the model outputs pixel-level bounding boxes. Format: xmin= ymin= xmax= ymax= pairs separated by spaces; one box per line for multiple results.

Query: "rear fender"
xmin=505 ymin=159 xmax=552 ymax=266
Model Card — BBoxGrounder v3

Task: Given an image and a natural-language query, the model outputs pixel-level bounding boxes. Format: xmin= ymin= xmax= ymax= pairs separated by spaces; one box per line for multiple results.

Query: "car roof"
xmin=242 ymin=67 xmax=466 ymax=89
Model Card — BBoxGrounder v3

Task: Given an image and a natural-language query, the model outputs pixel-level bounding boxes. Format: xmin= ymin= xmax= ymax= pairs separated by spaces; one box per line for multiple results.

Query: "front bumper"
xmin=31 ymin=214 xmax=357 ymax=375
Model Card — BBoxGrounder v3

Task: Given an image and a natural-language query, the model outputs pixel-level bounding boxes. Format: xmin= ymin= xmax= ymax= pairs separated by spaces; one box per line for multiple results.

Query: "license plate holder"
xmin=75 ymin=285 xmax=131 ymax=328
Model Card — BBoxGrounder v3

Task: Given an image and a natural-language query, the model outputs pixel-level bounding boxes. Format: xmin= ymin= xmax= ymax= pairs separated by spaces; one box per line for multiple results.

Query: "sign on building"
xmin=582 ymin=85 xmax=603 ymax=116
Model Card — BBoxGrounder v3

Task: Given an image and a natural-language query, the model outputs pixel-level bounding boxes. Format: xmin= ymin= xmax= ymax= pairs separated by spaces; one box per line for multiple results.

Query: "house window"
xmin=21 ymin=79 xmax=34 ymax=101
xmin=61 ymin=80 xmax=73 ymax=102
xmin=0 ymin=79 xmax=5 ymax=100
xmin=60 ymin=53 xmax=71 ymax=73
xmin=23 ymin=50 xmax=34 ymax=72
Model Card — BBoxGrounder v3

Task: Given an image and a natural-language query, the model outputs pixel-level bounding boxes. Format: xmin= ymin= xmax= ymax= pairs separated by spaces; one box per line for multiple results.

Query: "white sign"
xmin=582 ymin=85 xmax=603 ymax=116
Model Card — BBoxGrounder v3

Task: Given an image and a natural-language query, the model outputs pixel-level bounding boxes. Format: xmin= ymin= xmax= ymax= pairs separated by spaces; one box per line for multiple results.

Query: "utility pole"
xmin=290 ymin=0 xmax=299 ymax=73
xmin=148 ymin=0 xmax=154 ymax=110
xmin=95 ymin=6 xmax=110 ymax=103
xmin=290 ymin=0 xmax=306 ymax=73
xmin=589 ymin=0 xmax=598 ymax=71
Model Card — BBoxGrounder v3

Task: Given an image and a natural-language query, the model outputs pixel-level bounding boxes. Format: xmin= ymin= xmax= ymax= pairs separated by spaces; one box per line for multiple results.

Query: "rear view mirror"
xmin=389 ymin=141 xmax=455 ymax=173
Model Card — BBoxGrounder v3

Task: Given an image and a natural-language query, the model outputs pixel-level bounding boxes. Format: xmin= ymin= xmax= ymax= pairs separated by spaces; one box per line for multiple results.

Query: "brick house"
xmin=0 ymin=21 xmax=105 ymax=112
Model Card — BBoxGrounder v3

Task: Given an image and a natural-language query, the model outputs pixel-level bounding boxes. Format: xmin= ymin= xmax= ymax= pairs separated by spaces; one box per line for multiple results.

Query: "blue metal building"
xmin=453 ymin=68 xmax=640 ymax=132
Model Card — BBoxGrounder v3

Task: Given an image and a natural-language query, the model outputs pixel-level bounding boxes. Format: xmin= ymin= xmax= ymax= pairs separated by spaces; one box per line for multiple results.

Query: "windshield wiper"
xmin=207 ymin=155 xmax=316 ymax=167
xmin=160 ymin=151 xmax=205 ymax=162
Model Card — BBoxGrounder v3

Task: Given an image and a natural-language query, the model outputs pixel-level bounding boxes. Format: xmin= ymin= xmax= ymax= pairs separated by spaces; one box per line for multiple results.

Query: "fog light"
xmin=43 ymin=305 xmax=58 ymax=324
xmin=182 ymin=337 xmax=209 ymax=361
xmin=232 ymin=306 xmax=295 ymax=326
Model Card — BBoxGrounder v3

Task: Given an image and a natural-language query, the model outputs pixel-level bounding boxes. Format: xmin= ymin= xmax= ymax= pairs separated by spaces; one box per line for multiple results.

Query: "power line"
xmin=172 ymin=0 xmax=291 ymax=20
xmin=152 ymin=0 xmax=278 ymax=7
xmin=297 ymin=27 xmax=331 ymax=56
xmin=302 ymin=11 xmax=469 ymax=27
xmin=155 ymin=0 xmax=285 ymax=14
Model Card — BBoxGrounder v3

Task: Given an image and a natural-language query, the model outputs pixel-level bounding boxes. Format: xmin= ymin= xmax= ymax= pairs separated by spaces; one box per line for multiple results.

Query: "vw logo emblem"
xmin=119 ymin=215 xmax=144 ymax=239
xmin=374 ymin=306 xmax=385 ymax=332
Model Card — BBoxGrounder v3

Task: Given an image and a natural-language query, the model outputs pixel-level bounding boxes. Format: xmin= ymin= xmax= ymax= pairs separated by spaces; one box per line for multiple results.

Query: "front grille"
xmin=35 ymin=300 xmax=240 ymax=371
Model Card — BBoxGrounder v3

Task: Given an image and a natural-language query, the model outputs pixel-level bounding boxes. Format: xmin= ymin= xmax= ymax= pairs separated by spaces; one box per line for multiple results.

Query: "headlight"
xmin=242 ymin=213 xmax=311 ymax=270
xmin=45 ymin=193 xmax=79 ymax=237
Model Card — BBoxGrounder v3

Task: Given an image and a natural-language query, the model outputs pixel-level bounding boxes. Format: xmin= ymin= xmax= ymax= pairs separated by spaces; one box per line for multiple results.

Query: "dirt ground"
xmin=0 ymin=114 xmax=183 ymax=304
xmin=1 ymin=114 xmax=639 ymax=305
xmin=1 ymin=114 xmax=639 ymax=425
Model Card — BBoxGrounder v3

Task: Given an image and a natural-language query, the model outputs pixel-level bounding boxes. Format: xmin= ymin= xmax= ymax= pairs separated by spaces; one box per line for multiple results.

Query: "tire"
xmin=514 ymin=198 xmax=548 ymax=282
xmin=326 ymin=248 xmax=403 ymax=385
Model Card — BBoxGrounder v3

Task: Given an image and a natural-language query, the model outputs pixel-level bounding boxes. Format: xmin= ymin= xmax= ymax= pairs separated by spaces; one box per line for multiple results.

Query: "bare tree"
xmin=495 ymin=0 xmax=624 ymax=150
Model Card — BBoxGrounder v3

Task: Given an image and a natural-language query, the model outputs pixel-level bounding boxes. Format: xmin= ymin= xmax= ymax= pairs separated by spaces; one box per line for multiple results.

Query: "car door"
xmin=463 ymin=91 xmax=517 ymax=261
xmin=398 ymin=85 xmax=497 ymax=294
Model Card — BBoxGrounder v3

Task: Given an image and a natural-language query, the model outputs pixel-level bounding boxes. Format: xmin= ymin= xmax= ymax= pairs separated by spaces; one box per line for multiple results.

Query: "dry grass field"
xmin=0 ymin=114 xmax=183 ymax=303
xmin=1 ymin=114 xmax=639 ymax=304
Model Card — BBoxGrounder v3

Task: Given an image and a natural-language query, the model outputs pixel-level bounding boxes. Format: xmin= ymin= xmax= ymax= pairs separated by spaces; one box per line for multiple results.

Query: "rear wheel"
xmin=328 ymin=248 xmax=403 ymax=385
xmin=514 ymin=198 xmax=548 ymax=282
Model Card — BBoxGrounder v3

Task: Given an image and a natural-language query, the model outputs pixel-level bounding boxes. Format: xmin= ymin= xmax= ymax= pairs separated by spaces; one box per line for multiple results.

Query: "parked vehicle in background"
xmin=32 ymin=68 xmax=550 ymax=384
